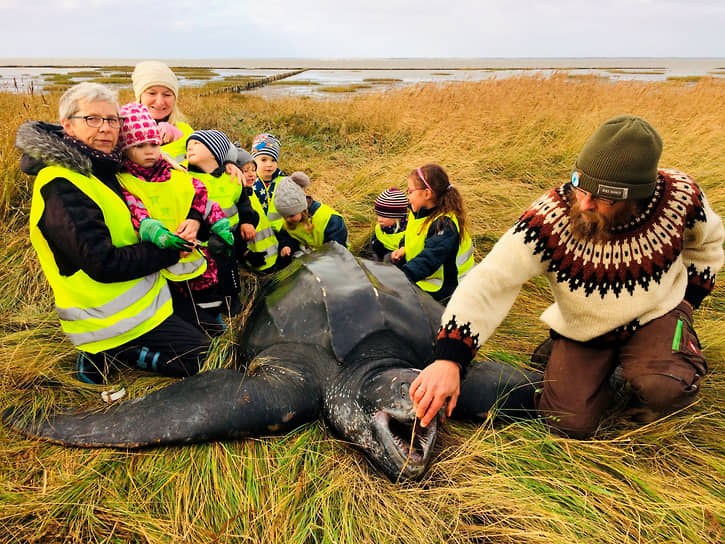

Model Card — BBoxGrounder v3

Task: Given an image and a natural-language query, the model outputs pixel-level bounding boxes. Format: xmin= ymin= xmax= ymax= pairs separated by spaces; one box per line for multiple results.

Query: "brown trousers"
xmin=535 ymin=301 xmax=707 ymax=438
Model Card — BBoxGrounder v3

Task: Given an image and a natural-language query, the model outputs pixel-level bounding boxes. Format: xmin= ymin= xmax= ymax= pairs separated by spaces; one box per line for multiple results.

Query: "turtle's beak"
xmin=373 ymin=409 xmax=437 ymax=479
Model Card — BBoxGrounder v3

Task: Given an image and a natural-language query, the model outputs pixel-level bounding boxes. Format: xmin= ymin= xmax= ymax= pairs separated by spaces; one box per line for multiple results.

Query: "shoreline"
xmin=2 ymin=57 xmax=724 ymax=74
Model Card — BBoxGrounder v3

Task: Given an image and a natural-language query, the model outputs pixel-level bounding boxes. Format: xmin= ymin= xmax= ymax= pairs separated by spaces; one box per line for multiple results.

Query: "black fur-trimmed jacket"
xmin=16 ymin=121 xmax=179 ymax=282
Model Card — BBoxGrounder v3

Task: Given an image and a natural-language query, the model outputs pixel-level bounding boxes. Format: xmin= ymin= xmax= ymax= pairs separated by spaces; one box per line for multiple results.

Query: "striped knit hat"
xmin=187 ymin=130 xmax=233 ymax=167
xmin=251 ymin=133 xmax=281 ymax=161
xmin=374 ymin=187 xmax=408 ymax=219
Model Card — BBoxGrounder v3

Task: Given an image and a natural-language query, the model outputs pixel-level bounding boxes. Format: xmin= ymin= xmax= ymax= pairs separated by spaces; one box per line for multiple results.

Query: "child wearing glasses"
xmin=274 ymin=172 xmax=348 ymax=259
xmin=370 ymin=187 xmax=409 ymax=262
xmin=116 ymin=103 xmax=235 ymax=333
xmin=391 ymin=163 xmax=474 ymax=302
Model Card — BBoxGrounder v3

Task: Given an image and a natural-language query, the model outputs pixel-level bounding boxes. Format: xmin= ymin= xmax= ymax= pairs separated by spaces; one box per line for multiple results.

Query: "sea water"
xmin=1 ymin=57 xmax=723 ymax=98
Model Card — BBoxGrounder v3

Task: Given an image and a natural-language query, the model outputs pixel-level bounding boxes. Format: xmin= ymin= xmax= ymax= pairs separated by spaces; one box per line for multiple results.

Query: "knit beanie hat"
xmin=117 ymin=103 xmax=161 ymax=151
xmin=274 ymin=171 xmax=311 ymax=217
xmin=374 ymin=187 xmax=408 ymax=219
xmin=187 ymin=130 xmax=233 ymax=167
xmin=251 ymin=133 xmax=281 ymax=161
xmin=132 ymin=61 xmax=180 ymax=100
xmin=234 ymin=146 xmax=255 ymax=169
xmin=572 ymin=114 xmax=662 ymax=201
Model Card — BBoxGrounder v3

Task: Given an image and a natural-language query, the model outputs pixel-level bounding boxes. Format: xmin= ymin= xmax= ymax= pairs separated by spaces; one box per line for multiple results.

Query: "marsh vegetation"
xmin=1 ymin=75 xmax=724 ymax=543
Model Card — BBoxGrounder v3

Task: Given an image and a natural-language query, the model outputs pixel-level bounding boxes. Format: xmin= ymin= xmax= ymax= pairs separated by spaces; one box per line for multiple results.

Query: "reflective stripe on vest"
xmin=117 ymin=169 xmax=207 ymax=281
xmin=282 ymin=203 xmax=345 ymax=250
xmin=59 ymin=275 xmax=172 ymax=347
xmin=193 ymin=170 xmax=243 ymax=228
xmin=30 ymin=165 xmax=173 ymax=353
xmin=160 ymin=121 xmax=193 ymax=163
xmin=404 ymin=211 xmax=474 ymax=293
xmin=264 ymin=175 xmax=286 ymax=231
xmin=374 ymin=223 xmax=405 ymax=252
xmin=247 ymin=192 xmax=278 ymax=271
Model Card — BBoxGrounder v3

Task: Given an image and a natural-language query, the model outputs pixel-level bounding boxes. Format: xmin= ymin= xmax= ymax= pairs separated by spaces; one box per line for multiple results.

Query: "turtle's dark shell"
xmin=240 ymin=243 xmax=444 ymax=366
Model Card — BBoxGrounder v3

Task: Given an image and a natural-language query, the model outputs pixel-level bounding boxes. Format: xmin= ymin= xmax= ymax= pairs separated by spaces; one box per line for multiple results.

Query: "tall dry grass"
xmin=1 ymin=75 xmax=724 ymax=543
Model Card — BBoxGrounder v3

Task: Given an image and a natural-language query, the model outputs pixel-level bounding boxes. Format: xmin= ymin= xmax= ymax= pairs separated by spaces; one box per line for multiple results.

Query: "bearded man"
xmin=410 ymin=115 xmax=725 ymax=438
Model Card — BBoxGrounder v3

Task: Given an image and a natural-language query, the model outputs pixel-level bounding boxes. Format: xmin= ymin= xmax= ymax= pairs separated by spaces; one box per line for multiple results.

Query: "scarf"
xmin=123 ymin=157 xmax=173 ymax=183
xmin=62 ymin=134 xmax=123 ymax=174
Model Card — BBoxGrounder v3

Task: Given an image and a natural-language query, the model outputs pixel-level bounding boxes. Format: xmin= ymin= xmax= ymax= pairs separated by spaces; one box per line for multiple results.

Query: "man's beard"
xmin=569 ymin=199 xmax=637 ymax=243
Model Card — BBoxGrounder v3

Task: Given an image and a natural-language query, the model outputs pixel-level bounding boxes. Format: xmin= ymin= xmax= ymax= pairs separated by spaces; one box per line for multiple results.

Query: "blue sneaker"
xmin=75 ymin=352 xmax=105 ymax=384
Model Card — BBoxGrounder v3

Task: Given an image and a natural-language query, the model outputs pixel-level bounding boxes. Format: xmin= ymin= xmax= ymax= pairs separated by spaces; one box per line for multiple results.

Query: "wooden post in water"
xmin=205 ymin=69 xmax=307 ymax=95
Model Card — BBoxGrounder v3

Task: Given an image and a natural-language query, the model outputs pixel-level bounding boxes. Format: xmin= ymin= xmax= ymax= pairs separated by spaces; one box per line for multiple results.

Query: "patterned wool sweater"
xmin=434 ymin=169 xmax=725 ymax=368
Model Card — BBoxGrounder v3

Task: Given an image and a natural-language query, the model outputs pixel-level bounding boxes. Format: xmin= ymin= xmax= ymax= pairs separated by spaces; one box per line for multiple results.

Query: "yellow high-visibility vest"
xmin=262 ymin=174 xmax=286 ymax=231
xmin=161 ymin=121 xmax=193 ymax=163
xmin=117 ymin=169 xmax=207 ymax=281
xmin=282 ymin=203 xmax=346 ymax=250
xmin=374 ymin=223 xmax=405 ymax=252
xmin=192 ymin=170 xmax=243 ymax=228
xmin=404 ymin=211 xmax=474 ymax=294
xmin=246 ymin=192 xmax=278 ymax=272
xmin=30 ymin=165 xmax=173 ymax=353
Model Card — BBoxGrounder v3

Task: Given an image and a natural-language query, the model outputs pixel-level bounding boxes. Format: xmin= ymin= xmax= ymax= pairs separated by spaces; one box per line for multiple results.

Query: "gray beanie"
xmin=572 ymin=114 xmax=662 ymax=201
xmin=274 ymin=171 xmax=311 ymax=217
xmin=234 ymin=145 xmax=255 ymax=169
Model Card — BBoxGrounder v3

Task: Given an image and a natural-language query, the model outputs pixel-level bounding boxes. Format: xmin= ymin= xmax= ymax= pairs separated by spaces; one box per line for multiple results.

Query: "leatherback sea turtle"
xmin=4 ymin=243 xmax=540 ymax=480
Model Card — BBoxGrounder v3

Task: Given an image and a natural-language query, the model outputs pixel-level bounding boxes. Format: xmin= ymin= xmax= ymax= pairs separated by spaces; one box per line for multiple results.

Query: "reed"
xmin=1 ymin=75 xmax=724 ymax=543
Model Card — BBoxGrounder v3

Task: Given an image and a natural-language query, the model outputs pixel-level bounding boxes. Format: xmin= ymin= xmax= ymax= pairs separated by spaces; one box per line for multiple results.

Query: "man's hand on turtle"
xmin=410 ymin=359 xmax=461 ymax=428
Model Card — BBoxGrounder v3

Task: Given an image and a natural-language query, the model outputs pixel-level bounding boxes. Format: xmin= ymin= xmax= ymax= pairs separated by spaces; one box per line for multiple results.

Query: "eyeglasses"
xmin=573 ymin=186 xmax=617 ymax=206
xmin=407 ymin=187 xmax=425 ymax=194
xmin=68 ymin=115 xmax=122 ymax=129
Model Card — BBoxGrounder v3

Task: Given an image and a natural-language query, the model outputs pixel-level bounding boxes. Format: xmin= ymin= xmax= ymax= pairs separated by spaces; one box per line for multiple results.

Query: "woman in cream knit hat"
xmin=131 ymin=60 xmax=243 ymax=181
xmin=132 ymin=61 xmax=190 ymax=161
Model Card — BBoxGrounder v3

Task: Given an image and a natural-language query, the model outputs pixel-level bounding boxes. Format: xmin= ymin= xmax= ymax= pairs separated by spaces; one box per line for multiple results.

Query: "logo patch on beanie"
xmin=571 ymin=171 xmax=580 ymax=187
xmin=598 ymin=184 xmax=629 ymax=200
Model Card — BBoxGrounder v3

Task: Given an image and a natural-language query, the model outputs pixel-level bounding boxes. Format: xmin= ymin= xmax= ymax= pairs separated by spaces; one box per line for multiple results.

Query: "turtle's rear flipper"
xmin=3 ymin=367 xmax=320 ymax=448
xmin=455 ymin=359 xmax=542 ymax=422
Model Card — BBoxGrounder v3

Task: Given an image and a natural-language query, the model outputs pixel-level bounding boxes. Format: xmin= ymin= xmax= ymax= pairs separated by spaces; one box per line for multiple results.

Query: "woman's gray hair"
xmin=58 ymin=82 xmax=119 ymax=121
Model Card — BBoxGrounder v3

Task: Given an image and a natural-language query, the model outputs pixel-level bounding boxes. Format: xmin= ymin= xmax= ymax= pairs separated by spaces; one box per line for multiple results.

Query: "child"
xmin=116 ymin=103 xmax=235 ymax=333
xmin=185 ymin=129 xmax=260 ymax=314
xmin=251 ymin=133 xmax=286 ymax=228
xmin=234 ymin=146 xmax=279 ymax=272
xmin=391 ymin=164 xmax=474 ymax=302
xmin=274 ymin=172 xmax=348 ymax=258
xmin=370 ymin=187 xmax=408 ymax=262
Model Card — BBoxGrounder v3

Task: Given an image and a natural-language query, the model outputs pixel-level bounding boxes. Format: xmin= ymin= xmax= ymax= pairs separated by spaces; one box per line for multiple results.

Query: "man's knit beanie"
xmin=118 ymin=103 xmax=161 ymax=151
xmin=132 ymin=61 xmax=180 ymax=100
xmin=187 ymin=130 xmax=234 ymax=167
xmin=572 ymin=114 xmax=662 ymax=201
xmin=274 ymin=172 xmax=311 ymax=217
xmin=251 ymin=133 xmax=281 ymax=161
xmin=374 ymin=188 xmax=408 ymax=219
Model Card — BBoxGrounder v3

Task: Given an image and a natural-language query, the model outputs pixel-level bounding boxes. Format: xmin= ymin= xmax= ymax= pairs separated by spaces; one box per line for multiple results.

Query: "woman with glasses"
xmin=16 ymin=82 xmax=211 ymax=385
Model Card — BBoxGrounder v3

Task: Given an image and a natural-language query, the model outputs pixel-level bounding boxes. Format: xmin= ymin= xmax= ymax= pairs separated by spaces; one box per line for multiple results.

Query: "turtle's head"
xmin=324 ymin=364 xmax=438 ymax=481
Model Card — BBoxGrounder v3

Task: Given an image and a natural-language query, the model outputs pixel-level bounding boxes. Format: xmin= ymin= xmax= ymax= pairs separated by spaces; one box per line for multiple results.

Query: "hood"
xmin=15 ymin=121 xmax=92 ymax=176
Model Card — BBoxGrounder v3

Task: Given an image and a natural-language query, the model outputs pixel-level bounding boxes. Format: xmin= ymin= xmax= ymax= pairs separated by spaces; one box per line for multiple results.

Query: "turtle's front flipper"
xmin=3 ymin=366 xmax=321 ymax=448
xmin=454 ymin=360 xmax=542 ymax=422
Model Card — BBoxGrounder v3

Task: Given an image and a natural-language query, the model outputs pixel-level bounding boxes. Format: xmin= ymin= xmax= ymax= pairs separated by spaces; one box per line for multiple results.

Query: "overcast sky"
xmin=2 ymin=0 xmax=724 ymax=59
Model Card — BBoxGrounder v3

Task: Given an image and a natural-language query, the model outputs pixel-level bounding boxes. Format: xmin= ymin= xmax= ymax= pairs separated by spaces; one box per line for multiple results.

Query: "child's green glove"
xmin=210 ymin=218 xmax=235 ymax=246
xmin=139 ymin=218 xmax=193 ymax=251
